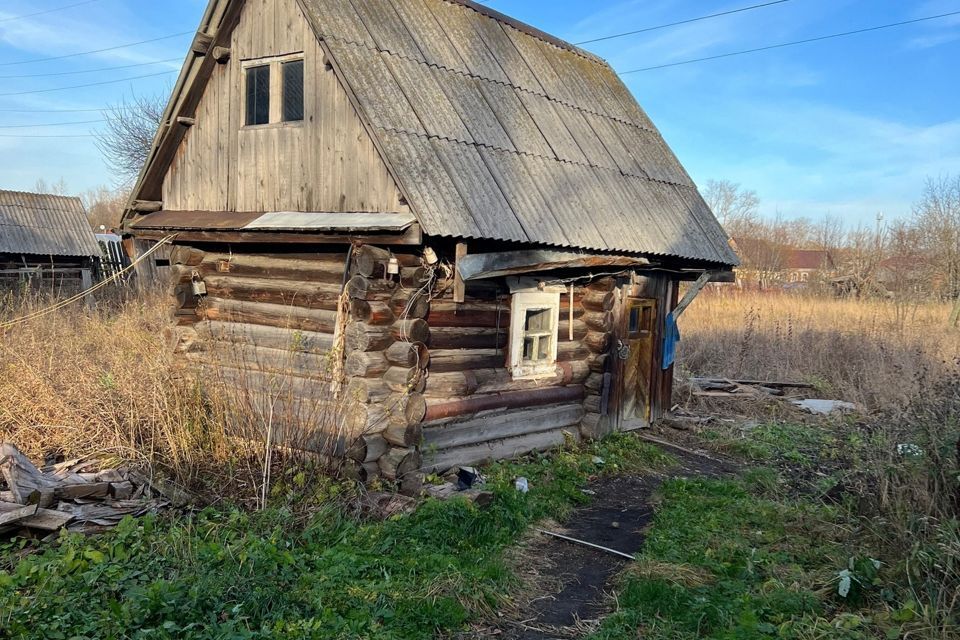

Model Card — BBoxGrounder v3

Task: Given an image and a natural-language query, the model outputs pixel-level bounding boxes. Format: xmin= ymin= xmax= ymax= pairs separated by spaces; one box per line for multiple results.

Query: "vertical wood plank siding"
xmin=161 ymin=0 xmax=406 ymax=213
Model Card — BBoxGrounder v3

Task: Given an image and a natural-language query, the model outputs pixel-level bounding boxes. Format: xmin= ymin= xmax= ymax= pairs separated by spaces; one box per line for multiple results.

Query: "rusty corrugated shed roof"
xmin=301 ymin=0 xmax=737 ymax=265
xmin=0 ymin=189 xmax=100 ymax=258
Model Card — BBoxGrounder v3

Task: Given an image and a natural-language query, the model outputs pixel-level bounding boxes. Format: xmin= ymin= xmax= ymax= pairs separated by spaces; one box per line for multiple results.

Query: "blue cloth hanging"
xmin=662 ymin=311 xmax=680 ymax=370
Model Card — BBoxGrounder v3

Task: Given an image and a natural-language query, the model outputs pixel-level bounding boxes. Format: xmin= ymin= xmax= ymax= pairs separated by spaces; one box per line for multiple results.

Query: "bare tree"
xmin=33 ymin=177 xmax=69 ymax=195
xmin=702 ymin=179 xmax=760 ymax=238
xmin=81 ymin=185 xmax=128 ymax=232
xmin=912 ymin=175 xmax=960 ymax=301
xmin=96 ymin=92 xmax=167 ymax=187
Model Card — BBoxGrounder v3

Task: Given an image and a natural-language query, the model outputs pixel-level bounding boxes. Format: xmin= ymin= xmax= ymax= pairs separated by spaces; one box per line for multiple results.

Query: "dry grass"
xmin=678 ymin=288 xmax=960 ymax=637
xmin=678 ymin=289 xmax=960 ymax=411
xmin=0 ymin=290 xmax=223 ymax=485
xmin=0 ymin=289 xmax=349 ymax=505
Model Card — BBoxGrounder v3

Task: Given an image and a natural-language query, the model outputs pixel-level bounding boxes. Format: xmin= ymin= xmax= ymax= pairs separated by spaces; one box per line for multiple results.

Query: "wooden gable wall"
xmin=161 ymin=0 xmax=407 ymax=214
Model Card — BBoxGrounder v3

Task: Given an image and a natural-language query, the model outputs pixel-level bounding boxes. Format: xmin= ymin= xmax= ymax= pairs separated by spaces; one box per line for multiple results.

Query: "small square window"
xmin=510 ymin=291 xmax=560 ymax=378
xmin=282 ymin=59 xmax=304 ymax=122
xmin=245 ymin=65 xmax=270 ymax=126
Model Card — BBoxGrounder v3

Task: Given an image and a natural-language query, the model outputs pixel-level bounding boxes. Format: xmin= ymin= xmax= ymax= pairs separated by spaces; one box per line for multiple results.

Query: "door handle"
xmin=616 ymin=340 xmax=631 ymax=360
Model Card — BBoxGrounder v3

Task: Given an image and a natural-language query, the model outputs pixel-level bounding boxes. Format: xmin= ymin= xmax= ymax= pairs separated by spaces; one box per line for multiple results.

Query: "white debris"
xmin=897 ymin=443 xmax=924 ymax=457
xmin=591 ymin=456 xmax=605 ymax=466
xmin=514 ymin=477 xmax=529 ymax=493
xmin=791 ymin=399 xmax=858 ymax=415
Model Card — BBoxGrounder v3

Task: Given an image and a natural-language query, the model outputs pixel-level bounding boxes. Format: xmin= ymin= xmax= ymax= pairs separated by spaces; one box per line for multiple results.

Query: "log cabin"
xmin=120 ymin=0 xmax=739 ymax=485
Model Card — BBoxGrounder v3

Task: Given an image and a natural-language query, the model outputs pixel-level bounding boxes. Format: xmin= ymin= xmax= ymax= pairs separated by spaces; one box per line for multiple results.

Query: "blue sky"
xmin=0 ymin=0 xmax=958 ymax=226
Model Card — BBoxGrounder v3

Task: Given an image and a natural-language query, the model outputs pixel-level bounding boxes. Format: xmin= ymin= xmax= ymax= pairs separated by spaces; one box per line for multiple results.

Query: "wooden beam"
xmin=458 ymin=249 xmax=649 ymax=281
xmin=131 ymin=200 xmax=163 ymax=213
xmin=453 ymin=242 xmax=467 ymax=304
xmin=176 ymin=116 xmax=197 ymax=127
xmin=137 ymin=1 xmax=244 ymax=201
xmin=191 ymin=32 xmax=214 ymax=55
xmin=132 ymin=225 xmax=422 ymax=246
xmin=672 ymin=271 xmax=714 ymax=320
xmin=211 ymin=46 xmax=231 ymax=63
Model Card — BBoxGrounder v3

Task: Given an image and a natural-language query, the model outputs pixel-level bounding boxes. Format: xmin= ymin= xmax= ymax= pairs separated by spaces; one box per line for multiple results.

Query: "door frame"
xmin=612 ymin=291 xmax=659 ymax=431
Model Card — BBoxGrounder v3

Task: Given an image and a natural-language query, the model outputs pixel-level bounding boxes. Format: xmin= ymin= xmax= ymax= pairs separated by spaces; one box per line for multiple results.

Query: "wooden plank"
xmin=0 ymin=443 xmax=61 ymax=504
xmin=423 ymin=404 xmax=584 ymax=450
xmin=0 ymin=503 xmax=38 ymax=527
xmin=453 ymin=242 xmax=467 ymax=303
xmin=422 ymin=426 xmax=580 ymax=473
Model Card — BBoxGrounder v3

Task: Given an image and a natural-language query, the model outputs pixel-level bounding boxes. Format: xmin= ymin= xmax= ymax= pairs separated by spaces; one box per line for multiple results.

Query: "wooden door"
xmin=618 ymin=297 xmax=657 ymax=430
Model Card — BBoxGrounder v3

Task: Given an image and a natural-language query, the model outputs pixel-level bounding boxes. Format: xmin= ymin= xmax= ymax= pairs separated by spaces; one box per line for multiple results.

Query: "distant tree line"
xmin=704 ymin=176 xmax=960 ymax=308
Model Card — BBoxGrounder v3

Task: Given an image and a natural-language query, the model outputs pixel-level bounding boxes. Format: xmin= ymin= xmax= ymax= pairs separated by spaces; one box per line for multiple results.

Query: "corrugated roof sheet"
xmin=301 ymin=0 xmax=738 ymax=265
xmin=0 ymin=189 xmax=100 ymax=258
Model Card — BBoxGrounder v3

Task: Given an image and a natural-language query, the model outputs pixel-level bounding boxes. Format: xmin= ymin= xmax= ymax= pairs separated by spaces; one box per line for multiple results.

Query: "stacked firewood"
xmin=0 ymin=443 xmax=177 ymax=537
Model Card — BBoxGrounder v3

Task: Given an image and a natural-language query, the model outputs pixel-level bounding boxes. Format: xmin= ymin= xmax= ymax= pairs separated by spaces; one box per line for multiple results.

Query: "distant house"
xmin=0 ymin=189 xmax=102 ymax=295
xmin=731 ymin=236 xmax=835 ymax=289
xmin=783 ymin=248 xmax=836 ymax=285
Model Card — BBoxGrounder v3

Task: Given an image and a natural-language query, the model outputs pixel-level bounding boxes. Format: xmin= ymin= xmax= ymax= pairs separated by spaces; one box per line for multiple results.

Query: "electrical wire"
xmin=0 ymin=235 xmax=177 ymax=330
xmin=0 ymin=133 xmax=94 ymax=138
xmin=620 ymin=9 xmax=960 ymax=73
xmin=0 ymin=0 xmax=103 ymax=23
xmin=0 ymin=58 xmax=181 ymax=79
xmin=0 ymin=107 xmax=104 ymax=113
xmin=575 ymin=0 xmax=792 ymax=45
xmin=0 ymin=31 xmax=192 ymax=67
xmin=0 ymin=70 xmax=175 ymax=97
xmin=0 ymin=119 xmax=103 ymax=128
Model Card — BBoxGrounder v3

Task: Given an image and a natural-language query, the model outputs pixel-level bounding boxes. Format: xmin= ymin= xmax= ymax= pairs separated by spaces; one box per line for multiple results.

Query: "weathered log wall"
xmin=418 ymin=276 xmax=607 ymax=472
xmin=162 ymin=242 xmax=681 ymax=491
xmin=165 ymin=245 xmax=351 ymax=456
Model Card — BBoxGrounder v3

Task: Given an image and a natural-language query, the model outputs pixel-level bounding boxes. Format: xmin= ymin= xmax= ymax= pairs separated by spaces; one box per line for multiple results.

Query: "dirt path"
xmin=480 ymin=441 xmax=735 ymax=640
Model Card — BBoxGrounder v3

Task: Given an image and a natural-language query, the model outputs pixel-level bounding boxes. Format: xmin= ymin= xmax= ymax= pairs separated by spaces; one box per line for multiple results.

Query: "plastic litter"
xmin=456 ymin=467 xmax=484 ymax=490
xmin=791 ymin=399 xmax=857 ymax=415
xmin=514 ymin=477 xmax=529 ymax=493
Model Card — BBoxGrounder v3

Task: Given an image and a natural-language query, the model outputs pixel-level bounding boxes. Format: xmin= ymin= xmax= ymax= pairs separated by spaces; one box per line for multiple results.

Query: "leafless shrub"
xmin=96 ymin=93 xmax=166 ymax=187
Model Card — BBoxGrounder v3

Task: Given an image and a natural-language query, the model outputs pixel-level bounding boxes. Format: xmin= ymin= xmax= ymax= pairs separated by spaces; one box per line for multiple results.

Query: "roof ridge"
xmin=441 ymin=0 xmax=606 ymax=65
xmin=323 ymin=33 xmax=657 ymax=135
xmin=0 ymin=188 xmax=82 ymax=202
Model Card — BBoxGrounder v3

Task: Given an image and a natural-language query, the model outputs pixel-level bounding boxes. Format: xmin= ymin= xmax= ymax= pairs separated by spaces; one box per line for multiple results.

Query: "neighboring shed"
xmin=121 ymin=0 xmax=738 ymax=485
xmin=0 ymin=189 xmax=102 ymax=295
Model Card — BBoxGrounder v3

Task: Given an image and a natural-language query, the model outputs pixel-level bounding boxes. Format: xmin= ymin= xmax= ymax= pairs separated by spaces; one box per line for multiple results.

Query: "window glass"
xmin=245 ymin=65 xmax=270 ymax=126
xmin=628 ymin=307 xmax=640 ymax=333
xmin=282 ymin=59 xmax=304 ymax=122
xmin=511 ymin=291 xmax=560 ymax=378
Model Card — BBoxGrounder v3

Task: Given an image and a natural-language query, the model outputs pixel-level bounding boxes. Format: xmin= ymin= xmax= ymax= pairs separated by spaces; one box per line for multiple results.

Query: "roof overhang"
xmin=127 ymin=210 xmax=421 ymax=245
xmin=457 ymin=249 xmax=651 ymax=281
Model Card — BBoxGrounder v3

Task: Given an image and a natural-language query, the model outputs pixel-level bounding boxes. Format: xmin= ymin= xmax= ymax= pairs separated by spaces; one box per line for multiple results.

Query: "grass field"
xmin=1 ymin=288 xmax=958 ymax=638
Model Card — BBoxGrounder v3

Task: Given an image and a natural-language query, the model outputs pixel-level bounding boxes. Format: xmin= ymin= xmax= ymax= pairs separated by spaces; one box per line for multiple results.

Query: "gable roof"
xmin=126 ymin=0 xmax=738 ymax=267
xmin=0 ymin=189 xmax=100 ymax=258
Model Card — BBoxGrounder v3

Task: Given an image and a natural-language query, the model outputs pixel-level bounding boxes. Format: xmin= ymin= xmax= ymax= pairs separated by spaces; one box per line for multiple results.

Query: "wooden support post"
xmin=454 ymin=242 xmax=467 ymax=304
xmin=80 ymin=268 xmax=93 ymax=310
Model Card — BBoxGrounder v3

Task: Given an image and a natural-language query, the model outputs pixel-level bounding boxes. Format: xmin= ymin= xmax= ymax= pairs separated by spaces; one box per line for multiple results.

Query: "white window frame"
xmin=510 ymin=291 xmax=561 ymax=379
xmin=241 ymin=52 xmax=305 ymax=129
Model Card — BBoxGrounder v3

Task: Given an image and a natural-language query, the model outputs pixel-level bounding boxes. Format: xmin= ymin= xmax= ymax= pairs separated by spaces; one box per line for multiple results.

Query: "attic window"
xmin=510 ymin=291 xmax=560 ymax=379
xmin=245 ymin=65 xmax=270 ymax=126
xmin=242 ymin=54 xmax=304 ymax=127
xmin=282 ymin=59 xmax=304 ymax=122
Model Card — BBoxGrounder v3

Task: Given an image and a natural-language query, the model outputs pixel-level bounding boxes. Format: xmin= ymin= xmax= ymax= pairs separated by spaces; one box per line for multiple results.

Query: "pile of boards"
xmin=0 ymin=443 xmax=173 ymax=537
xmin=689 ymin=377 xmax=814 ymax=398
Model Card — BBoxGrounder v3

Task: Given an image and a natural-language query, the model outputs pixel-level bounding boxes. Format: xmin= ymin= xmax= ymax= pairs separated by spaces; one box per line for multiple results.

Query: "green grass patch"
xmin=0 ymin=434 xmax=673 ymax=640
xmin=588 ymin=475 xmax=908 ymax=640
